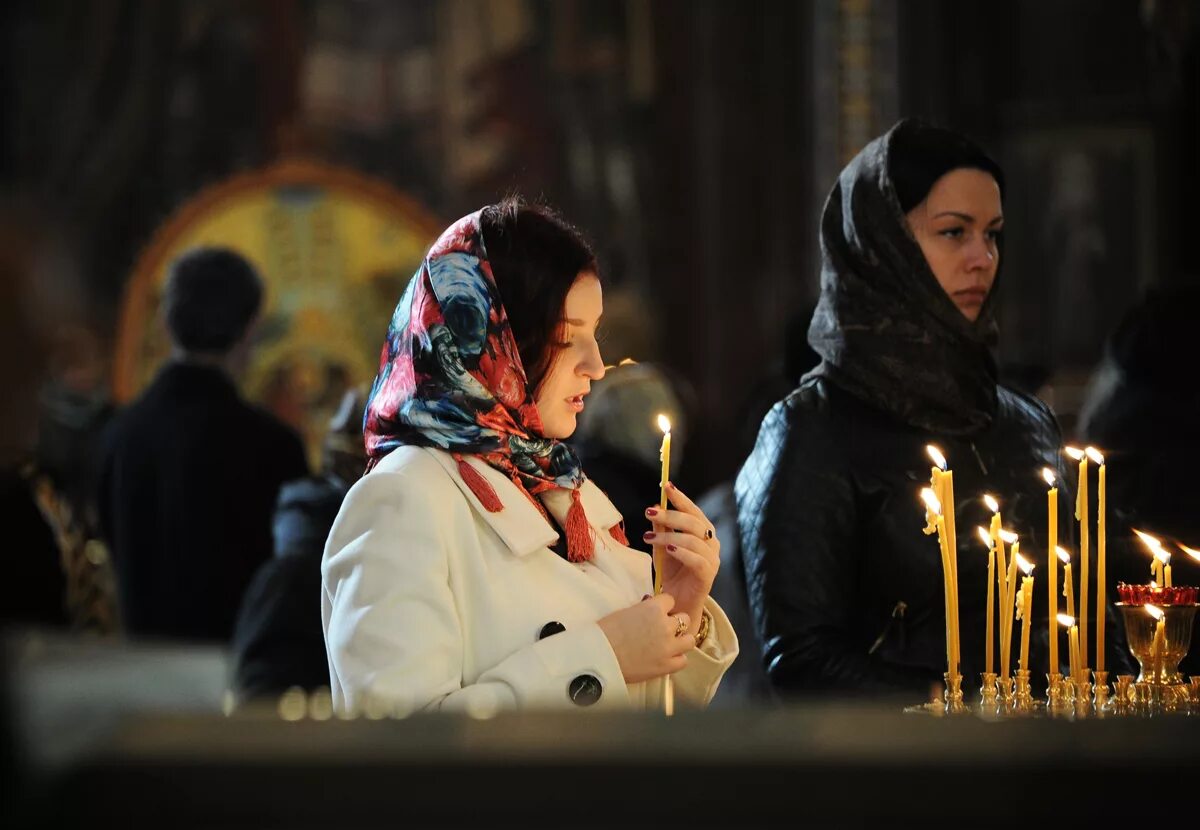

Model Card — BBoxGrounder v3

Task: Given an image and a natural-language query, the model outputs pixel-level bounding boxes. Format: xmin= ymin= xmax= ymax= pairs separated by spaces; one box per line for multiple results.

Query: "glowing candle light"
xmin=1015 ymin=554 xmax=1036 ymax=674
xmin=977 ymin=526 xmax=996 ymax=676
xmin=1135 ymin=529 xmax=1167 ymax=586
xmin=1181 ymin=544 xmax=1200 ymax=564
xmin=1044 ymin=467 xmax=1059 ymax=675
xmin=927 ymin=446 xmax=959 ymax=672
xmin=1066 ymin=447 xmax=1090 ymax=674
xmin=1087 ymin=447 xmax=1106 ymax=673
xmin=922 ymin=488 xmax=958 ymax=674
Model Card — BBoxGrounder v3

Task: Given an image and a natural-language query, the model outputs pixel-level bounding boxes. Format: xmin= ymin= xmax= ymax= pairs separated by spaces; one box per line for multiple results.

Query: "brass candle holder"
xmin=1092 ymin=670 xmax=1110 ymax=710
xmin=979 ymin=672 xmax=998 ymax=708
xmin=1113 ymin=674 xmax=1134 ymax=715
xmin=943 ymin=672 xmax=967 ymax=714
xmin=1014 ymin=669 xmax=1035 ymax=713
xmin=1046 ymin=672 xmax=1069 ymax=714
xmin=995 ymin=675 xmax=1015 ymax=710
xmin=1118 ymin=603 xmax=1198 ymax=686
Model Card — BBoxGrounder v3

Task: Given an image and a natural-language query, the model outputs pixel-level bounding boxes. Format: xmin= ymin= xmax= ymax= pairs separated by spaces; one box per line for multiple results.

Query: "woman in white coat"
xmin=322 ymin=198 xmax=737 ymax=715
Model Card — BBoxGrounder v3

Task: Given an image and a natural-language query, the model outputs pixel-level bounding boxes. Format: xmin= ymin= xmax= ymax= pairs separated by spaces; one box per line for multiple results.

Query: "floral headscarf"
xmin=364 ymin=210 xmax=608 ymax=561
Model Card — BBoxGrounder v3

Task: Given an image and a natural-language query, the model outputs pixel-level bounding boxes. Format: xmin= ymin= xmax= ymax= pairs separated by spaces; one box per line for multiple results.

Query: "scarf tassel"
xmin=608 ymin=522 xmax=629 ymax=547
xmin=564 ymin=488 xmax=594 ymax=563
xmin=455 ymin=455 xmax=503 ymax=513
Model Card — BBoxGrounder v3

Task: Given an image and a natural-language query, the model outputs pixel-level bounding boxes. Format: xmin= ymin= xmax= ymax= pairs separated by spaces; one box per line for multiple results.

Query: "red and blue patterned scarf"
xmin=364 ymin=210 xmax=615 ymax=561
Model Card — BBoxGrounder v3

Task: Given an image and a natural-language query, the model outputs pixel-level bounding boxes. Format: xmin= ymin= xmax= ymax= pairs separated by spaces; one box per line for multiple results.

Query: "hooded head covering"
xmin=363 ymin=210 xmax=602 ymax=561
xmin=807 ymin=119 xmax=1005 ymax=436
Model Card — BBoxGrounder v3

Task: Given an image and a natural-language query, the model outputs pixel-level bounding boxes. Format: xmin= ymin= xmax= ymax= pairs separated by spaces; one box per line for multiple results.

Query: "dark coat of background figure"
xmin=736 ymin=121 xmax=1132 ymax=699
xmin=232 ymin=387 xmax=366 ymax=700
xmin=1081 ymin=284 xmax=1200 ymax=677
xmin=97 ymin=362 xmax=308 ymax=642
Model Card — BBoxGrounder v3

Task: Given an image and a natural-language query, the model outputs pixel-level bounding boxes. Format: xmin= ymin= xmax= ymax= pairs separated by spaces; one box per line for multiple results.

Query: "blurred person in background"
xmin=702 ymin=304 xmax=821 ymax=706
xmin=0 ymin=200 xmax=82 ymax=630
xmin=1079 ymin=284 xmax=1200 ymax=676
xmin=322 ymin=198 xmax=737 ymax=715
xmin=738 ymin=120 xmax=1131 ymax=700
xmin=232 ymin=386 xmax=366 ymax=702
xmin=96 ymin=248 xmax=308 ymax=644
xmin=572 ymin=360 xmax=686 ymax=545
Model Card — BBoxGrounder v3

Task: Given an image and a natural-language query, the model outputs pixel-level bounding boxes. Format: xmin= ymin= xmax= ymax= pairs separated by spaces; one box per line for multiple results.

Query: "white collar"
xmin=425 ymin=448 xmax=624 ymax=557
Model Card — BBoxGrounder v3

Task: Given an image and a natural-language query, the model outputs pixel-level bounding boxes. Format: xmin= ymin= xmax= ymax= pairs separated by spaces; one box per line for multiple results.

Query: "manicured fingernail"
xmin=645 ymin=507 xmax=659 ymax=517
xmin=666 ymin=481 xmax=675 ymax=490
xmin=643 ymin=531 xmax=656 ymax=541
xmin=667 ymin=544 xmax=677 ymax=552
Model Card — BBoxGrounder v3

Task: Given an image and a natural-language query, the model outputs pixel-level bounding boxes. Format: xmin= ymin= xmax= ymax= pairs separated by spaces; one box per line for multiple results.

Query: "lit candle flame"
xmin=657 ymin=413 xmax=671 ymax=434
xmin=1015 ymin=553 xmax=1035 ymax=575
xmin=1056 ymin=546 xmax=1071 ymax=564
xmin=1085 ymin=446 xmax=1104 ymax=465
xmin=1133 ymin=528 xmax=1163 ymax=553
xmin=1057 ymin=613 xmax=1076 ymax=627
xmin=999 ymin=529 xmax=1018 ymax=544
xmin=619 ymin=357 xmax=638 ymax=366
xmin=926 ymin=444 xmax=947 ymax=471
xmin=976 ymin=526 xmax=992 ymax=547
xmin=1153 ymin=547 xmax=1171 ymax=565
xmin=1181 ymin=544 xmax=1200 ymax=563
xmin=983 ymin=494 xmax=999 ymax=514
xmin=920 ymin=488 xmax=942 ymax=515
xmin=1042 ymin=467 xmax=1055 ymax=486
xmin=1145 ymin=604 xmax=1164 ymax=622
xmin=1064 ymin=446 xmax=1084 ymax=461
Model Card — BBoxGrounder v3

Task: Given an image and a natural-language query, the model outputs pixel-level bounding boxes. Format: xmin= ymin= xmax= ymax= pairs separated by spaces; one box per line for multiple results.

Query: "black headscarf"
xmin=807 ymin=119 xmax=1004 ymax=436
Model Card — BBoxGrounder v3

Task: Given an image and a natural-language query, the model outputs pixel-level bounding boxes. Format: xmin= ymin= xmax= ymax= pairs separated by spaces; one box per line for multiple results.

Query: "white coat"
xmin=321 ymin=445 xmax=737 ymax=715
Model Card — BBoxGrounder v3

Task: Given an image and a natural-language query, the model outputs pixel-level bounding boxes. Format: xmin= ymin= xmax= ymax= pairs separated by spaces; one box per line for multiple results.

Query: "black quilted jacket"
xmin=736 ymin=376 xmax=1132 ymax=698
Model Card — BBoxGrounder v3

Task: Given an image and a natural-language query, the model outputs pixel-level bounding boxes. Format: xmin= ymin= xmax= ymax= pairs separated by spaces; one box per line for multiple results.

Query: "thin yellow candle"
xmin=922 ymin=488 xmax=957 ymax=675
xmin=1070 ymin=624 xmax=1082 ymax=683
xmin=1043 ymin=468 xmax=1059 ymax=675
xmin=1147 ymin=604 xmax=1166 ymax=682
xmin=1000 ymin=533 xmax=1020 ymax=680
xmin=1059 ymin=613 xmax=1078 ymax=682
xmin=1015 ymin=554 xmax=1035 ymax=673
xmin=1058 ymin=547 xmax=1075 ymax=618
xmin=1162 ymin=553 xmax=1173 ymax=589
xmin=1066 ymin=447 xmax=1090 ymax=672
xmin=928 ymin=446 xmax=960 ymax=671
xmin=1087 ymin=448 xmax=1106 ymax=673
xmin=976 ymin=527 xmax=996 ymax=676
xmin=655 ymin=414 xmax=673 ymax=716
xmin=984 ymin=495 xmax=1007 ymax=673
xmin=654 ymin=414 xmax=671 ymax=595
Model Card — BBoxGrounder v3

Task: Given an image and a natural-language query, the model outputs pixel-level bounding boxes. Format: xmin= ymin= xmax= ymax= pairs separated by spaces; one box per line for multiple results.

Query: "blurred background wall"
xmin=2 ymin=0 xmax=1196 ymax=492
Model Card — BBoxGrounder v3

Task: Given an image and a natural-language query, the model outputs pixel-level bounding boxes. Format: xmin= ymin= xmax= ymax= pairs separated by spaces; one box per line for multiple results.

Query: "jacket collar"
xmin=426 ymin=448 xmax=623 ymax=557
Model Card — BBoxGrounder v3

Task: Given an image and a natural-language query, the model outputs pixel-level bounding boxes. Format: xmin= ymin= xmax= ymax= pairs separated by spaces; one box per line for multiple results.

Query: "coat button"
xmin=568 ymin=674 xmax=602 ymax=706
xmin=539 ymin=621 xmax=566 ymax=640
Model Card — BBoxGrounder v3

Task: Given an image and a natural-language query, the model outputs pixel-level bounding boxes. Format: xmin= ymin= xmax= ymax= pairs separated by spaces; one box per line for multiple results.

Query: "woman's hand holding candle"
xmin=643 ymin=482 xmax=720 ymax=640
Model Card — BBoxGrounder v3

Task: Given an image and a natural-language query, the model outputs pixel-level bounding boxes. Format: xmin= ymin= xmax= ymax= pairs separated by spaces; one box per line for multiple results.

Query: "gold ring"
xmin=704 ymin=528 xmax=714 ymax=541
xmin=674 ymin=614 xmax=688 ymax=637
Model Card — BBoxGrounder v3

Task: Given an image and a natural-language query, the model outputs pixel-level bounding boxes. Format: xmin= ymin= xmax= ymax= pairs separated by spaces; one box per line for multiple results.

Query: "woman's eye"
xmin=938 ymin=227 xmax=963 ymax=239
xmin=986 ymin=229 xmax=1004 ymax=242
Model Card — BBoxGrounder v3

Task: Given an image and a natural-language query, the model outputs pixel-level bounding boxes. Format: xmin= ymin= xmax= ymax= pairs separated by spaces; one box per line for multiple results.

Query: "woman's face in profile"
xmin=534 ymin=272 xmax=606 ymax=439
xmin=904 ymin=168 xmax=1003 ymax=322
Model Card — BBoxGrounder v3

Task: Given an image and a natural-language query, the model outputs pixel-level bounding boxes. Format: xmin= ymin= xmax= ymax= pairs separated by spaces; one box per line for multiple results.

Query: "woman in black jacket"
xmin=737 ymin=120 xmax=1130 ymax=700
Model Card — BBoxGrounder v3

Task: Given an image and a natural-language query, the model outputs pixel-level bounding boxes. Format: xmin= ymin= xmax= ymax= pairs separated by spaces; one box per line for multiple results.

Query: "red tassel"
xmin=564 ymin=488 xmax=595 ymax=563
xmin=455 ymin=454 xmax=503 ymax=513
xmin=608 ymin=522 xmax=629 ymax=547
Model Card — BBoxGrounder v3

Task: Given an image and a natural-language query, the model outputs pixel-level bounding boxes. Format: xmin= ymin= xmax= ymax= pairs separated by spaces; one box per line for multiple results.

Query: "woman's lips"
xmin=954 ymin=288 xmax=988 ymax=305
xmin=566 ymin=394 xmax=586 ymax=413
